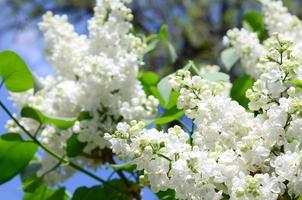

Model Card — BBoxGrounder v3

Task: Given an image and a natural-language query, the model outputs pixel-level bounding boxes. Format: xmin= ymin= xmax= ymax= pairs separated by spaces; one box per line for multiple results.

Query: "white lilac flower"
xmin=260 ymin=0 xmax=302 ymax=56
xmin=7 ymin=0 xmax=158 ymax=184
xmin=224 ymin=28 xmax=267 ymax=78
xmin=108 ymin=33 xmax=302 ymax=199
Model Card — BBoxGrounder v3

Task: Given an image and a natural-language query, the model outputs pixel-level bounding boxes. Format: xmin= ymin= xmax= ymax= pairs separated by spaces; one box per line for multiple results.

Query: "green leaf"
xmin=287 ymin=137 xmax=296 ymax=144
xmin=48 ymin=188 xmax=67 ymax=200
xmin=152 ymin=107 xmax=184 ymax=125
xmin=108 ymin=163 xmax=136 ymax=172
xmin=139 ymin=71 xmax=161 ymax=97
xmin=72 ymin=180 xmax=130 ymax=200
xmin=21 ymin=158 xmax=43 ymax=193
xmin=231 ymin=75 xmax=255 ymax=109
xmin=155 ymin=76 xmax=180 ymax=109
xmin=221 ymin=47 xmax=239 ymax=71
xmin=0 ymin=133 xmax=38 ymax=185
xmin=144 ymin=38 xmax=160 ymax=54
xmin=157 ymin=76 xmax=172 ymax=107
xmin=21 ymin=106 xmax=79 ymax=129
xmin=158 ymin=25 xmax=177 ymax=63
xmin=145 ymin=25 xmax=177 ymax=63
xmin=202 ymin=72 xmax=230 ymax=82
xmin=158 ymin=25 xmax=170 ymax=42
xmin=77 ymin=111 xmax=92 ymax=121
xmin=164 ymin=91 xmax=179 ymax=110
xmin=152 ymin=113 xmax=182 ymax=125
xmin=23 ymin=175 xmax=44 ymax=192
xmin=139 ymin=71 xmax=160 ymax=86
xmin=150 ymin=86 xmax=165 ymax=106
xmin=184 ymin=60 xmax=199 ymax=75
xmin=157 ymin=189 xmax=176 ymax=200
xmin=243 ymin=11 xmax=265 ymax=40
xmin=22 ymin=171 xmax=68 ymax=199
xmin=167 ymin=42 xmax=177 ymax=63
xmin=20 ymin=157 xmax=42 ymax=181
xmin=221 ymin=193 xmax=230 ymax=200
xmin=0 ymin=51 xmax=34 ymax=92
xmin=72 ymin=186 xmax=105 ymax=200
xmin=291 ymin=79 xmax=302 ymax=88
xmin=66 ymin=134 xmax=87 ymax=157
xmin=33 ymin=75 xmax=43 ymax=94
xmin=23 ymin=186 xmax=68 ymax=200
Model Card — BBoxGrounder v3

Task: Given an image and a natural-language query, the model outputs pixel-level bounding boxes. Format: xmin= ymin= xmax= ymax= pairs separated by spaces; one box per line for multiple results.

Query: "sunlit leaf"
xmin=221 ymin=47 xmax=239 ymax=71
xmin=0 ymin=51 xmax=34 ymax=92
xmin=202 ymin=72 xmax=230 ymax=82
xmin=21 ymin=106 xmax=89 ymax=129
xmin=0 ymin=133 xmax=37 ymax=185
xmin=152 ymin=107 xmax=184 ymax=125
xmin=157 ymin=76 xmax=172 ymax=107
xmin=140 ymin=71 xmax=160 ymax=86
xmin=109 ymin=163 xmax=136 ymax=172
xmin=150 ymin=86 xmax=165 ymax=106
xmin=164 ymin=91 xmax=179 ymax=110
xmin=291 ymin=79 xmax=302 ymax=89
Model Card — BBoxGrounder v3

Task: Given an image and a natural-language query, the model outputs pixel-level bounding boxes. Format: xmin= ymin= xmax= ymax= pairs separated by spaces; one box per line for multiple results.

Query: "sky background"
xmin=0 ymin=1 xmax=157 ymax=199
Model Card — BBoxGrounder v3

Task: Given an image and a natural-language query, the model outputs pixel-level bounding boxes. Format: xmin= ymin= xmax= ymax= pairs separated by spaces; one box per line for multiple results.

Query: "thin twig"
xmin=177 ymin=119 xmax=191 ymax=133
xmin=109 ymin=157 xmax=142 ymax=200
xmin=34 ymin=123 xmax=42 ymax=138
xmin=0 ymin=101 xmax=123 ymax=193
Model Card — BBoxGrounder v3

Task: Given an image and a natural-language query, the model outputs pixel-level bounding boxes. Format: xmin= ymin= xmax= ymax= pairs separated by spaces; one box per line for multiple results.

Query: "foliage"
xmin=230 ymin=76 xmax=255 ymax=109
xmin=0 ymin=134 xmax=37 ymax=184
xmin=242 ymin=11 xmax=265 ymax=40
xmin=72 ymin=180 xmax=131 ymax=200
xmin=221 ymin=47 xmax=239 ymax=71
xmin=20 ymin=106 xmax=91 ymax=131
xmin=0 ymin=51 xmax=34 ymax=92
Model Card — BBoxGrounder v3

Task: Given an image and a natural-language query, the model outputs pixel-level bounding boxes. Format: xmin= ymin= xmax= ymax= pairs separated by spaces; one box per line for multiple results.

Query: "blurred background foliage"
xmin=1 ymin=0 xmax=302 ymax=76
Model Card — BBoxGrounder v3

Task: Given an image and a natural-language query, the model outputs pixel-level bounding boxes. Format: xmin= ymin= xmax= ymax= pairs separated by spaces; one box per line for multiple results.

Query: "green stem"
xmin=283 ymin=114 xmax=292 ymax=131
xmin=106 ymin=170 xmax=116 ymax=181
xmin=34 ymin=124 xmax=42 ymax=138
xmin=0 ymin=101 xmax=122 ymax=192
xmin=0 ymin=80 xmax=4 ymax=89
xmin=190 ymin=120 xmax=194 ymax=145
xmin=157 ymin=153 xmax=172 ymax=162
xmin=41 ymin=155 xmax=65 ymax=177
xmin=109 ymin=157 xmax=142 ymax=200
xmin=191 ymin=120 xmax=194 ymax=135
xmin=177 ymin=119 xmax=191 ymax=134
